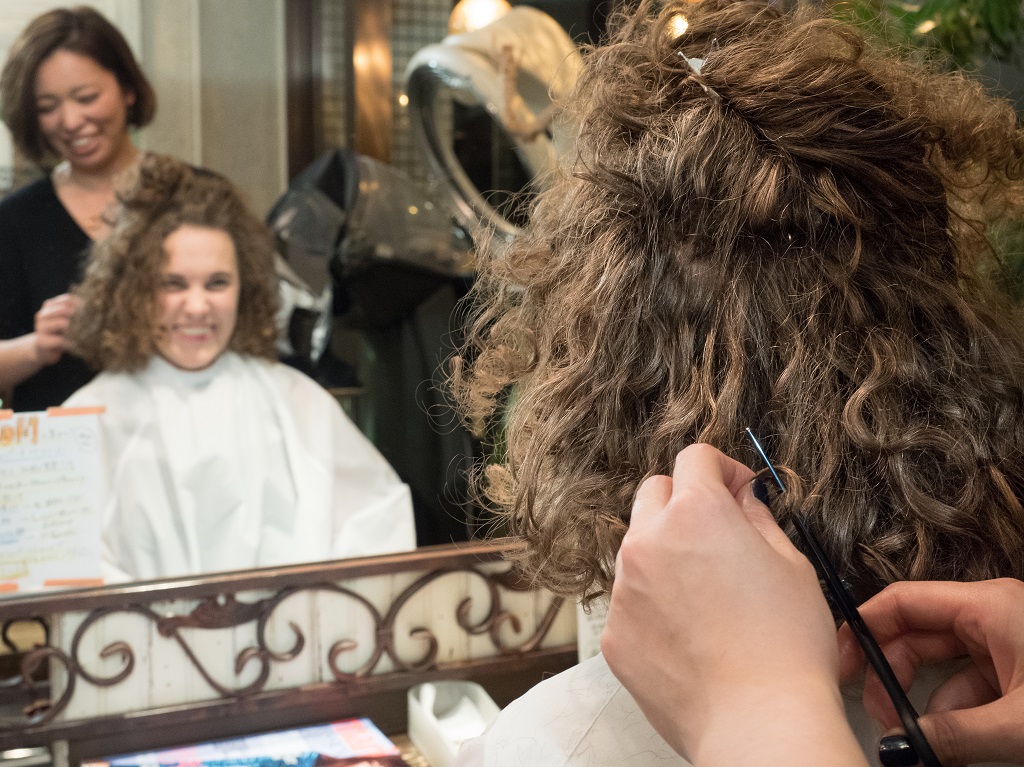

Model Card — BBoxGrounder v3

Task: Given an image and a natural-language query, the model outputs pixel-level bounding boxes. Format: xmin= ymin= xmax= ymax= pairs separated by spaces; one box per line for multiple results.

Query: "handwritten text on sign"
xmin=0 ymin=409 xmax=103 ymax=591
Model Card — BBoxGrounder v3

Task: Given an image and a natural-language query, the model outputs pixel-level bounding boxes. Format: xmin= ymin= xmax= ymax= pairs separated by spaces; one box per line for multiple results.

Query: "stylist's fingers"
xmin=668 ymin=444 xmax=754 ymax=537
xmin=623 ymin=443 xmax=747 ymax=559
xmin=734 ymin=479 xmax=801 ymax=558
xmin=927 ymin=663 xmax=1001 ymax=714
xmin=863 ymin=671 xmax=1005 ymax=765
xmin=864 ymin=659 xmax=1000 ymax=731
xmin=846 ymin=580 xmax=1007 ymax=646
xmin=36 ymin=306 xmax=68 ymax=327
xmin=35 ymin=294 xmax=78 ymax=337
xmin=616 ymin=474 xmax=673 ymax=587
xmin=918 ymin=696 xmax=1024 ymax=767
xmin=671 ymin=443 xmax=754 ymax=500
xmin=39 ymin=293 xmax=77 ymax=316
xmin=859 ymin=628 xmax=972 ymax=724
xmin=842 ymin=580 xmax=1023 ymax=681
xmin=839 ymin=581 xmax=971 ymax=683
xmin=669 ymin=444 xmax=808 ymax=566
xmin=840 ymin=579 xmax=1024 ymax=764
xmin=628 ymin=474 xmax=673 ymax=530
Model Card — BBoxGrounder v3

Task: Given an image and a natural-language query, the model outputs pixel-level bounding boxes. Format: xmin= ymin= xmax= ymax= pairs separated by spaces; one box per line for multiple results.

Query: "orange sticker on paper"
xmin=46 ymin=406 xmax=106 ymax=417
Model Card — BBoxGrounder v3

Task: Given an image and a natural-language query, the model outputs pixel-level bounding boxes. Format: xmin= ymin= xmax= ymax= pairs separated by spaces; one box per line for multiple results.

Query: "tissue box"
xmin=407 ymin=682 xmax=500 ymax=767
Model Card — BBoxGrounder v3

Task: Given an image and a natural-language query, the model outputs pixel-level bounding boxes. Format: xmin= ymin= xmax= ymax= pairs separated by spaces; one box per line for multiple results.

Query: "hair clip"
xmin=679 ymin=51 xmax=706 ymax=74
xmin=677 ymin=50 xmax=722 ymax=101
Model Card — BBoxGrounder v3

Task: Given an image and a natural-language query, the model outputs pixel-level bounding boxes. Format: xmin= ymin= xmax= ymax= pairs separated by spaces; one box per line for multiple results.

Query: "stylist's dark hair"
xmin=0 ymin=5 xmax=156 ymax=165
xmin=452 ymin=0 xmax=1024 ymax=603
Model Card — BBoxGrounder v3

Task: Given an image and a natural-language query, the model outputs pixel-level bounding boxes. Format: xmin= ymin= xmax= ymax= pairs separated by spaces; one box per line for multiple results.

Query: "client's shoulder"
xmin=231 ymin=355 xmax=345 ymax=425
xmin=63 ymin=368 xmax=147 ymax=407
xmin=466 ymin=654 xmax=685 ymax=767
xmin=240 ymin=355 xmax=334 ymax=398
xmin=62 ymin=369 xmax=154 ymax=440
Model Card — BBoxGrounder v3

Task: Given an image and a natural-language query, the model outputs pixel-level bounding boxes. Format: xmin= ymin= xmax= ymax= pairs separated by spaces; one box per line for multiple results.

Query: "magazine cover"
xmin=82 ymin=718 xmax=410 ymax=767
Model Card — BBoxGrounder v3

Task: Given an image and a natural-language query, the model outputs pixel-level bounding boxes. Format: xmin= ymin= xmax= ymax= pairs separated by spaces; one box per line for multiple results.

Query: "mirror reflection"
xmin=63 ymin=155 xmax=416 ymax=582
xmin=0 ymin=1 xmax=603 ymax=588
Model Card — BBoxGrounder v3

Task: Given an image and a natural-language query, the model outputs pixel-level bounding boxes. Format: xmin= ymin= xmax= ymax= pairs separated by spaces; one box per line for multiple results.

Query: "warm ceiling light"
xmin=668 ymin=14 xmax=689 ymax=39
xmin=448 ymin=0 xmax=512 ymax=36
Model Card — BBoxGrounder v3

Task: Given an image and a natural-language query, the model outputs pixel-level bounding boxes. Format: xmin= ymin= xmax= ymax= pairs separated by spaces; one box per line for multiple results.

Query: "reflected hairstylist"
xmin=0 ymin=6 xmax=156 ymax=410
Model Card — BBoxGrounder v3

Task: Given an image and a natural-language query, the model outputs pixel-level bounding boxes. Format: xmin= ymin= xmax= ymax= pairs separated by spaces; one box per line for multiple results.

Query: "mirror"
xmin=0 ymin=0 xmax=591 ymax=592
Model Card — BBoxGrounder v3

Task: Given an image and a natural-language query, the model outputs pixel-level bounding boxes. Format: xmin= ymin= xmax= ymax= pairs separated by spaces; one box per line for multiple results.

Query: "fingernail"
xmin=751 ymin=478 xmax=770 ymax=507
xmin=878 ymin=735 xmax=918 ymax=767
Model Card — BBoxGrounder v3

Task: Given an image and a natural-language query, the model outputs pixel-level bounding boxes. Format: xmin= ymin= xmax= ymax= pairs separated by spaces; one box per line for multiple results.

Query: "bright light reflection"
xmin=669 ymin=14 xmax=690 ymax=39
xmin=449 ymin=0 xmax=512 ymax=35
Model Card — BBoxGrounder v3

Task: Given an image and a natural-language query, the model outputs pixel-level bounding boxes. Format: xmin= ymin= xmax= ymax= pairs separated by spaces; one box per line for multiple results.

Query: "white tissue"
xmin=435 ymin=694 xmax=491 ymax=746
xmin=408 ymin=681 xmax=501 ymax=767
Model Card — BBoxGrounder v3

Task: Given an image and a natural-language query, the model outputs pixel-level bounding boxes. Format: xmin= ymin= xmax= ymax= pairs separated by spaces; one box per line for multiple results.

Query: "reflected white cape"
xmin=456 ymin=653 xmax=1013 ymax=767
xmin=65 ymin=352 xmax=415 ymax=581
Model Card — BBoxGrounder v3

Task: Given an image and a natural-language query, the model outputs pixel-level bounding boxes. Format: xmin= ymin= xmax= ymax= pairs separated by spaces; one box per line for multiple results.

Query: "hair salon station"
xmin=1 ymin=2 xmax=1023 ymax=767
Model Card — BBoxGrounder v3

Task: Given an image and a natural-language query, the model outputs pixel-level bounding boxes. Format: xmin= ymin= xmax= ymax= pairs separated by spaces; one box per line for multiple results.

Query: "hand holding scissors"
xmin=602 ymin=443 xmax=864 ymax=767
xmin=840 ymin=579 xmax=1024 ymax=767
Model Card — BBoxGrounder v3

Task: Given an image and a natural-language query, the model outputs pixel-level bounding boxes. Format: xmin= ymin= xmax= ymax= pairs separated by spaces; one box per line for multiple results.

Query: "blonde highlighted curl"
xmin=71 ymin=154 xmax=278 ymax=371
xmin=452 ymin=0 xmax=1024 ymax=602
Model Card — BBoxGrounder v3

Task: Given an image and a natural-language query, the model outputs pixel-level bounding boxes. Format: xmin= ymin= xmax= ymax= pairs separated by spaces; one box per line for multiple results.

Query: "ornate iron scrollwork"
xmin=0 ymin=616 xmax=49 ymax=694
xmin=0 ymin=563 xmax=565 ymax=729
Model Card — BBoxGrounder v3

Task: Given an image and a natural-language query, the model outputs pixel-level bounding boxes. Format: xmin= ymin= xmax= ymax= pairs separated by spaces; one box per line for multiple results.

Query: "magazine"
xmin=82 ymin=718 xmax=410 ymax=767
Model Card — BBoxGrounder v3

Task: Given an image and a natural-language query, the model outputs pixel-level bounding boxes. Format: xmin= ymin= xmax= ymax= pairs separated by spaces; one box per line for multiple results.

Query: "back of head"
xmin=0 ymin=5 xmax=156 ymax=165
xmin=454 ymin=0 xmax=1024 ymax=601
xmin=70 ymin=153 xmax=278 ymax=371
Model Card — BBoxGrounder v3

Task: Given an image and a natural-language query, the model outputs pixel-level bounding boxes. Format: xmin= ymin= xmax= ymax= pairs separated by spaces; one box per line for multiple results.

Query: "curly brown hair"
xmin=452 ymin=0 xmax=1024 ymax=603
xmin=71 ymin=154 xmax=278 ymax=371
xmin=0 ymin=6 xmax=156 ymax=166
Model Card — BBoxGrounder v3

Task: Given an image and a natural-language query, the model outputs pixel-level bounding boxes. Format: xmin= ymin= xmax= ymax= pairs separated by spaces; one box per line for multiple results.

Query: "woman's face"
xmin=155 ymin=225 xmax=241 ymax=372
xmin=33 ymin=49 xmax=135 ymax=172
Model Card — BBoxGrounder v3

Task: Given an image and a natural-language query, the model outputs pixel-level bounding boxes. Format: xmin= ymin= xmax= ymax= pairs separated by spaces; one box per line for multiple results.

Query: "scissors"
xmin=744 ymin=427 xmax=943 ymax=767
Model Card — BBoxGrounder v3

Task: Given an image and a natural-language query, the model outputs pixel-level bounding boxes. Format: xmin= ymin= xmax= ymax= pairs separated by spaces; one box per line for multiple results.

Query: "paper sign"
xmin=0 ymin=408 xmax=104 ymax=592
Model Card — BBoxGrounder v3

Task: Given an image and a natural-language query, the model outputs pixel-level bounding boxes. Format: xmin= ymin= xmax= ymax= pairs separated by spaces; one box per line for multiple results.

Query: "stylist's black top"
xmin=0 ymin=177 xmax=95 ymax=411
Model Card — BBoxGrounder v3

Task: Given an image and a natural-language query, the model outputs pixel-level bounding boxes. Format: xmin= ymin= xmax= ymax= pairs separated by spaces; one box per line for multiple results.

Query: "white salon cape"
xmin=456 ymin=653 xmax=1013 ymax=767
xmin=64 ymin=352 xmax=416 ymax=582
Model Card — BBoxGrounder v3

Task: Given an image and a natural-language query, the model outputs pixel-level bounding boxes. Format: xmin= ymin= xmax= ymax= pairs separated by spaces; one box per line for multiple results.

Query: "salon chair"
xmin=269 ymin=150 xmax=477 ymax=547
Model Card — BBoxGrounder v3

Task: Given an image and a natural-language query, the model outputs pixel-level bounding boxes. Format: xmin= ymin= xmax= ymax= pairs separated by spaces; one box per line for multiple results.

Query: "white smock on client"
xmin=454 ymin=653 xmax=1014 ymax=767
xmin=64 ymin=351 xmax=416 ymax=582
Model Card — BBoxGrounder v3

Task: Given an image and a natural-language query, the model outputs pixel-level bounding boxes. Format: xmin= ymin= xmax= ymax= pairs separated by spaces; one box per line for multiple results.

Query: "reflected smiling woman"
xmin=64 ymin=154 xmax=416 ymax=582
xmin=0 ymin=6 xmax=155 ymax=411
xmin=156 ymin=224 xmax=242 ymax=372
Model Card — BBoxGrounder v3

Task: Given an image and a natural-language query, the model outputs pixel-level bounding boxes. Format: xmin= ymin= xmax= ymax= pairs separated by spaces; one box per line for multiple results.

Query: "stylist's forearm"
xmin=0 ymin=334 xmax=47 ymax=392
xmin=695 ymin=683 xmax=868 ymax=767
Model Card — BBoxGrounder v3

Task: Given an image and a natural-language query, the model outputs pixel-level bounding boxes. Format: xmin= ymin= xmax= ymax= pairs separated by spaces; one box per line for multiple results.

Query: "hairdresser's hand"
xmin=840 ymin=579 xmax=1024 ymax=766
xmin=602 ymin=443 xmax=866 ymax=767
xmin=33 ymin=293 xmax=80 ymax=365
